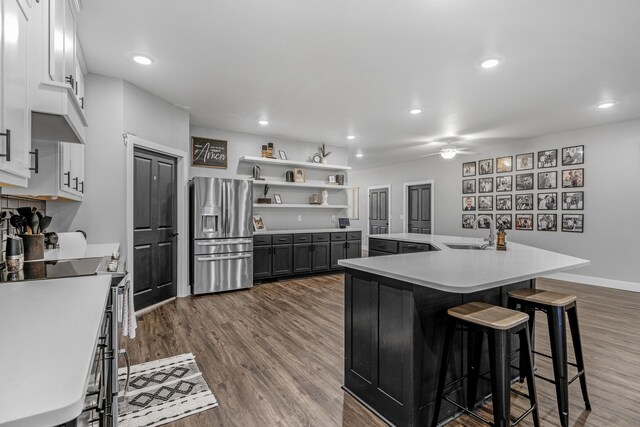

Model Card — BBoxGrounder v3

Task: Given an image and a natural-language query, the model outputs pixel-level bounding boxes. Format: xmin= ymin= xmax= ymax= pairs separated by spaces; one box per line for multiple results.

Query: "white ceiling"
xmin=77 ymin=0 xmax=640 ymax=169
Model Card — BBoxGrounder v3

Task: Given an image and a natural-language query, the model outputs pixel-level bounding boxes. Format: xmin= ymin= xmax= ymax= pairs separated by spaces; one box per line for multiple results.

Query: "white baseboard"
xmin=543 ymin=272 xmax=640 ymax=293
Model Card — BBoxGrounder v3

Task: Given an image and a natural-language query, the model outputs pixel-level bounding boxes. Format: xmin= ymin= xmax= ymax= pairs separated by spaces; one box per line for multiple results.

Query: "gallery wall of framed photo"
xmin=461 ymin=145 xmax=584 ymax=233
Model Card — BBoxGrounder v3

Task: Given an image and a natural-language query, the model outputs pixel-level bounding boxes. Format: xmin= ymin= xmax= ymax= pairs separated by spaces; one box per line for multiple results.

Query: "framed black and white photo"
xmin=477 ymin=214 xmax=493 ymax=229
xmin=463 ymin=161 xmax=477 ymax=177
xmin=562 ymin=145 xmax=584 ymax=166
xmin=496 ymin=156 xmax=513 ymax=173
xmin=538 ymin=192 xmax=557 ymax=210
xmin=515 ymin=193 xmax=534 ymax=210
xmin=462 ymin=214 xmax=475 ymax=229
xmin=479 ymin=177 xmax=493 ymax=193
xmin=278 ymin=150 xmax=287 ymax=160
xmin=253 ymin=215 xmax=267 ymax=231
xmin=562 ymin=191 xmax=584 ymax=210
xmin=537 ymin=214 xmax=557 ymax=231
xmin=496 ymin=175 xmax=513 ymax=192
xmin=516 ymin=153 xmax=534 ymax=171
xmin=462 ymin=179 xmax=476 ymax=194
xmin=273 ymin=194 xmax=282 ymax=204
xmin=462 ymin=196 xmax=476 ymax=211
xmin=515 ymin=214 xmax=534 ymax=230
xmin=496 ymin=214 xmax=512 ymax=230
xmin=515 ymin=173 xmax=534 ymax=191
xmin=562 ymin=168 xmax=584 ymax=188
xmin=562 ymin=214 xmax=584 ymax=233
xmin=478 ymin=195 xmax=493 ymax=211
xmin=537 ymin=171 xmax=557 ymax=189
xmin=496 ymin=195 xmax=512 ymax=210
xmin=538 ymin=149 xmax=558 ymax=168
xmin=478 ymin=159 xmax=493 ymax=175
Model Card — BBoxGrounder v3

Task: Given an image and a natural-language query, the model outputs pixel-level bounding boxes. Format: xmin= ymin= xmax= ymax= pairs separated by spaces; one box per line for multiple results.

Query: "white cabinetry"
xmin=0 ymin=0 xmax=33 ymax=187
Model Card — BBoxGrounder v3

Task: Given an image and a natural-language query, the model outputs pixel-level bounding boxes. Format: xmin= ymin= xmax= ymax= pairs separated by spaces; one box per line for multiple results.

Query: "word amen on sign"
xmin=192 ymin=137 xmax=228 ymax=169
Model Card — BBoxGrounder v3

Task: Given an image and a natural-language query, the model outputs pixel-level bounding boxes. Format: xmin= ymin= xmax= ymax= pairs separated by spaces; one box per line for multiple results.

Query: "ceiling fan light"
xmin=440 ymin=148 xmax=457 ymax=159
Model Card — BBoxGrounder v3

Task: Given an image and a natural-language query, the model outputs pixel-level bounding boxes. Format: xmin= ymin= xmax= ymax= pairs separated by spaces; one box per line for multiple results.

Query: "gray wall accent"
xmin=190 ymin=126 xmax=349 ymax=231
xmin=350 ymin=118 xmax=640 ymax=284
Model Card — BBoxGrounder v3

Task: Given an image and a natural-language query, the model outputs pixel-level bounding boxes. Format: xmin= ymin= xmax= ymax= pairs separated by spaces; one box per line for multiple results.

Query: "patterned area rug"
xmin=118 ymin=353 xmax=218 ymax=426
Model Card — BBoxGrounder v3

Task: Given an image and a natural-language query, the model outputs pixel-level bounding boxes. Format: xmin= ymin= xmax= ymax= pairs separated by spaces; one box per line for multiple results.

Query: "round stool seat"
xmin=448 ymin=301 xmax=529 ymax=330
xmin=509 ymin=288 xmax=577 ymax=307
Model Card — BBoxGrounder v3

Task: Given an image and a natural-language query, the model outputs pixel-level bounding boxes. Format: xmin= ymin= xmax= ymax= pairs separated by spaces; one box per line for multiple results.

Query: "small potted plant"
xmin=319 ymin=143 xmax=331 ymax=164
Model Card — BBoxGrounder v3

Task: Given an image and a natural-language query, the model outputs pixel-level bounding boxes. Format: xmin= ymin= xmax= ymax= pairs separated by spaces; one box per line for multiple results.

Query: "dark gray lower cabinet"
xmin=330 ymin=241 xmax=346 ymax=269
xmin=293 ymin=243 xmax=312 ymax=274
xmin=312 ymin=242 xmax=330 ymax=271
xmin=272 ymin=244 xmax=293 ymax=276
xmin=253 ymin=245 xmax=272 ymax=278
xmin=346 ymin=240 xmax=361 ymax=259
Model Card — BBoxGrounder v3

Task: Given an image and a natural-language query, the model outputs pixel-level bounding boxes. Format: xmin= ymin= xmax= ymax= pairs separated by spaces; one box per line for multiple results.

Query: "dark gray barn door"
xmin=407 ymin=184 xmax=431 ymax=234
xmin=133 ymin=148 xmax=178 ymax=310
xmin=369 ymin=188 xmax=389 ymax=234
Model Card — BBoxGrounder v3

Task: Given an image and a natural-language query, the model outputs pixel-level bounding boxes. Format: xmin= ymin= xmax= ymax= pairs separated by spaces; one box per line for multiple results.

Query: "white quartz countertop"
xmin=254 ymin=228 xmax=361 ymax=235
xmin=44 ymin=243 xmax=120 ymax=261
xmin=339 ymin=233 xmax=589 ymax=293
xmin=0 ymin=275 xmax=112 ymax=426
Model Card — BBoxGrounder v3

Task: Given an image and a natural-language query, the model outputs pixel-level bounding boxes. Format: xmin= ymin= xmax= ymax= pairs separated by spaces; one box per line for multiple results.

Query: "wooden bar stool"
xmin=508 ymin=288 xmax=591 ymax=427
xmin=432 ymin=302 xmax=540 ymax=427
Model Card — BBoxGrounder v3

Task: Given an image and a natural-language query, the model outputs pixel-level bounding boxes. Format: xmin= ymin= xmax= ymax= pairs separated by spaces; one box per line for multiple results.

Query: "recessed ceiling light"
xmin=597 ymin=101 xmax=616 ymax=109
xmin=480 ymin=57 xmax=501 ymax=69
xmin=132 ymin=54 xmax=154 ymax=65
xmin=258 ymin=120 xmax=270 ymax=125
xmin=356 ymin=152 xmax=363 ymax=158
xmin=347 ymin=135 xmax=356 ymax=140
xmin=410 ymin=109 xmax=422 ymax=115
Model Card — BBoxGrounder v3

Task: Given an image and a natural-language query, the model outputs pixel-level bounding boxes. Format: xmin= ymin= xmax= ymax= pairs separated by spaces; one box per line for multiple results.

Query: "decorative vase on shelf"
xmin=321 ymin=189 xmax=329 ymax=205
xmin=321 ymin=157 xmax=328 ymax=164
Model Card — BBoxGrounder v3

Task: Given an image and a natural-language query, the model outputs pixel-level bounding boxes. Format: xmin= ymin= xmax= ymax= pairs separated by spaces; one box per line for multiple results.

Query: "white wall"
xmin=350 ymin=118 xmax=640 ymax=285
xmin=190 ymin=126 xmax=350 ymax=231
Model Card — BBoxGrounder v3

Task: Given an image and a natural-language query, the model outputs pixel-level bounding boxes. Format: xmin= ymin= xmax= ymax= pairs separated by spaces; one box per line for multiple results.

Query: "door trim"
xmin=125 ymin=134 xmax=190 ymax=299
xmin=402 ymin=180 xmax=435 ymax=234
xmin=367 ymin=185 xmax=391 ymax=237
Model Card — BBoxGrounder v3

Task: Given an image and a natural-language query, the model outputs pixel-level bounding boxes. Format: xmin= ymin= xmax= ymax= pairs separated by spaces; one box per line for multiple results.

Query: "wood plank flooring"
xmin=123 ymin=275 xmax=640 ymax=426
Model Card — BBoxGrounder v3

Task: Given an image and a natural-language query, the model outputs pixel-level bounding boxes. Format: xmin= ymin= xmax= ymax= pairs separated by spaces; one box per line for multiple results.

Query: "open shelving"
xmin=250 ymin=179 xmax=347 ymax=190
xmin=240 ymin=155 xmax=351 ymax=171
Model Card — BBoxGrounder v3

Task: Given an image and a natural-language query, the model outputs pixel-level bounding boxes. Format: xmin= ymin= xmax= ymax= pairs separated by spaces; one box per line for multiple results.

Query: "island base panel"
xmin=343 ymin=269 xmax=534 ymax=426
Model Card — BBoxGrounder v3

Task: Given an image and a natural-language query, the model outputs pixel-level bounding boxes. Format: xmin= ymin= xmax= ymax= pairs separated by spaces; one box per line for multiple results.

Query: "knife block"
xmin=19 ymin=234 xmax=45 ymax=262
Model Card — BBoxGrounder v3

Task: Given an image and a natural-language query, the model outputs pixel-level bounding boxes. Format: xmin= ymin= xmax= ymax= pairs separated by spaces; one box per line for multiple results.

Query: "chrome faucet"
xmin=475 ymin=216 xmax=495 ymax=247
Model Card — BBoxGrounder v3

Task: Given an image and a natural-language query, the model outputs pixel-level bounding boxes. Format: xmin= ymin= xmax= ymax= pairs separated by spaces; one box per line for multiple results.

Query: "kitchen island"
xmin=338 ymin=233 xmax=589 ymax=426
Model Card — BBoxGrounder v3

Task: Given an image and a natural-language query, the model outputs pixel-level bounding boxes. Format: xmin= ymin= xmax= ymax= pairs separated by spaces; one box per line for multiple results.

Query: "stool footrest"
xmin=532 ymin=350 xmax=579 ymax=369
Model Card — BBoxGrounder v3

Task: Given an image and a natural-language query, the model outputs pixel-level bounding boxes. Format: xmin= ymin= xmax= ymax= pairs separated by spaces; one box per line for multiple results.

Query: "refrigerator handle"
xmin=224 ymin=180 xmax=230 ymax=235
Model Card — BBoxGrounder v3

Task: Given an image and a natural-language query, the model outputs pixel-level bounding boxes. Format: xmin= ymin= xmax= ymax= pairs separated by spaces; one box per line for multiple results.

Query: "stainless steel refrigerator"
xmin=190 ymin=177 xmax=253 ymax=294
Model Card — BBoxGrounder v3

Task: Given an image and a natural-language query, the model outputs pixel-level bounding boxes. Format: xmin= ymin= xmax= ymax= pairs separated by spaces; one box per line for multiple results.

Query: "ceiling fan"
xmin=419 ymin=137 xmax=474 ymax=160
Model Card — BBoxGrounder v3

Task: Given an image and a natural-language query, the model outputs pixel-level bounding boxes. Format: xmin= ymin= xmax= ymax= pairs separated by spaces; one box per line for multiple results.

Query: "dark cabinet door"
xmin=312 ymin=242 xmax=330 ymax=272
xmin=369 ymin=188 xmax=389 ymax=234
xmin=253 ymin=245 xmax=272 ymax=279
xmin=293 ymin=243 xmax=312 ymax=274
xmin=407 ymin=183 xmax=432 ymax=234
xmin=331 ymin=241 xmax=346 ymax=269
xmin=346 ymin=240 xmax=362 ymax=259
xmin=272 ymin=244 xmax=293 ymax=276
xmin=399 ymin=242 xmax=431 ymax=254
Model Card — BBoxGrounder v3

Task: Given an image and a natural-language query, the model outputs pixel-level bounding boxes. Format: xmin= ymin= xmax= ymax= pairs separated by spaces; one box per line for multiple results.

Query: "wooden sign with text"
xmin=192 ymin=137 xmax=228 ymax=169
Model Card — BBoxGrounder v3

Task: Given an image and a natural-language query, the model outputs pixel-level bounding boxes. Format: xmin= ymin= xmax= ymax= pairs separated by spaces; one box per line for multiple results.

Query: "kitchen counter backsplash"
xmin=1 ymin=195 xmax=48 ymax=265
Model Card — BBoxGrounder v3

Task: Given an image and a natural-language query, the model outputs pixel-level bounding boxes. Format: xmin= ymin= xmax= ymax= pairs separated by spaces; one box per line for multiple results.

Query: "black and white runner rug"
xmin=118 ymin=353 xmax=218 ymax=426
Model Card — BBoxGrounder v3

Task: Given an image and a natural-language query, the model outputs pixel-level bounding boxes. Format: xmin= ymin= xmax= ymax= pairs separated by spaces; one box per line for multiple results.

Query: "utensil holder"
xmin=19 ymin=234 xmax=45 ymax=261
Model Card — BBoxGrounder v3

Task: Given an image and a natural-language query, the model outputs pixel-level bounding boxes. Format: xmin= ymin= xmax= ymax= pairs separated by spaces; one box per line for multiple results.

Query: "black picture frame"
xmin=462 ymin=214 xmax=475 ymax=229
xmin=562 ymin=191 xmax=584 ymax=210
xmin=477 ymin=214 xmax=493 ymax=229
xmin=537 ymin=171 xmax=558 ymax=190
xmin=537 ymin=149 xmax=558 ymax=168
xmin=479 ymin=177 xmax=494 ymax=193
xmin=562 ymin=214 xmax=584 ymax=233
xmin=537 ymin=192 xmax=558 ymax=210
xmin=496 ymin=195 xmax=512 ymax=211
xmin=496 ymin=214 xmax=513 ymax=230
xmin=478 ymin=159 xmax=493 ymax=175
xmin=516 ymin=153 xmax=534 ymax=171
xmin=192 ymin=136 xmax=228 ymax=169
xmin=478 ymin=195 xmax=493 ymax=211
xmin=562 ymin=145 xmax=584 ymax=166
xmin=463 ymin=161 xmax=477 ymax=177
xmin=537 ymin=214 xmax=558 ymax=231
xmin=462 ymin=196 xmax=476 ymax=211
xmin=562 ymin=168 xmax=584 ymax=188
xmin=495 ymin=175 xmax=513 ymax=192
xmin=462 ymin=179 xmax=476 ymax=194
xmin=515 ymin=173 xmax=534 ymax=191
xmin=515 ymin=214 xmax=534 ymax=230
xmin=515 ymin=193 xmax=534 ymax=210
xmin=496 ymin=156 xmax=513 ymax=173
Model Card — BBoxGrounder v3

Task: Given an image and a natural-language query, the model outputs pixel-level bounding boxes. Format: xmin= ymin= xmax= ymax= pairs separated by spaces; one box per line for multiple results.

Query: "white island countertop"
xmin=339 ymin=233 xmax=589 ymax=294
xmin=0 ymin=275 xmax=112 ymax=426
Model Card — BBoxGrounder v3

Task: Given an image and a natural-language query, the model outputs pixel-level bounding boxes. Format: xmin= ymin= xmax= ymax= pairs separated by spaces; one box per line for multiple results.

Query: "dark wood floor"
xmin=123 ymin=275 xmax=640 ymax=426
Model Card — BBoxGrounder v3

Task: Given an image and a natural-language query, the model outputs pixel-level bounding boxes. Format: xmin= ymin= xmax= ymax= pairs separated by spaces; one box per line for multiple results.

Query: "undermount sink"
xmin=444 ymin=243 xmax=489 ymax=250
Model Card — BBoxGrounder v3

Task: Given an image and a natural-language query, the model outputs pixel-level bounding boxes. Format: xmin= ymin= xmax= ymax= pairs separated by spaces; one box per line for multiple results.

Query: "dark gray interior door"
xmin=369 ymin=188 xmax=389 ymax=234
xmin=407 ymin=184 xmax=431 ymax=234
xmin=133 ymin=148 xmax=178 ymax=310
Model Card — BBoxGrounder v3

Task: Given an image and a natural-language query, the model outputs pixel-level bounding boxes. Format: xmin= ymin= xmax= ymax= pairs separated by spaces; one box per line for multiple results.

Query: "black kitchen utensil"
xmin=9 ymin=215 xmax=26 ymax=235
xmin=17 ymin=207 xmax=36 ymax=218
xmin=39 ymin=216 xmax=52 ymax=233
xmin=28 ymin=212 xmax=40 ymax=235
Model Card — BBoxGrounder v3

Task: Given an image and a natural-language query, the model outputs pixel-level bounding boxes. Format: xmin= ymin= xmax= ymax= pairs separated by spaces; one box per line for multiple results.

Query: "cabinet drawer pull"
xmin=73 ymin=177 xmax=79 ymax=191
xmin=63 ymin=171 xmax=71 ymax=187
xmin=80 ymin=181 xmax=84 ymax=193
xmin=0 ymin=129 xmax=10 ymax=162
xmin=29 ymin=149 xmax=39 ymax=173
xmin=65 ymin=74 xmax=74 ymax=88
xmin=80 ymin=96 xmax=85 ymax=109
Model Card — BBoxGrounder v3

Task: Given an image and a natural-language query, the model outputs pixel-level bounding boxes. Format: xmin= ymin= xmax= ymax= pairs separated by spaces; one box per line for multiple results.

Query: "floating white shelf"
xmin=250 ymin=179 xmax=348 ymax=190
xmin=240 ymin=155 xmax=351 ymax=171
xmin=253 ymin=204 xmax=348 ymax=209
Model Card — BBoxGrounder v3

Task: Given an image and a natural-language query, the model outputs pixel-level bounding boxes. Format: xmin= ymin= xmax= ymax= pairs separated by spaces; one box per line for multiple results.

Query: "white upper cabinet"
xmin=0 ymin=0 xmax=32 ymax=187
